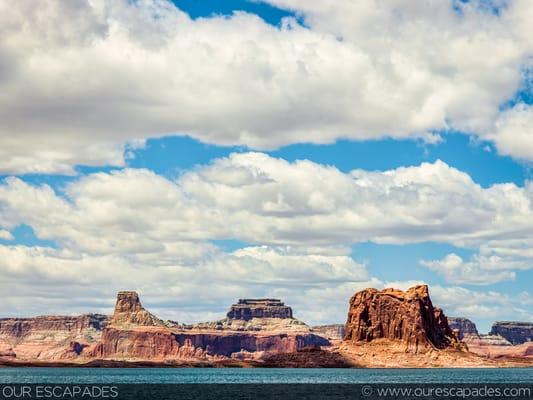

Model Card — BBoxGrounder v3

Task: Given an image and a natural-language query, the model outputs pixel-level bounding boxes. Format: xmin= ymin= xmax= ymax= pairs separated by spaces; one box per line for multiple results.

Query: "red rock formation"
xmin=344 ymin=285 xmax=462 ymax=353
xmin=86 ymin=292 xmax=329 ymax=361
xmin=88 ymin=326 xmax=328 ymax=360
xmin=0 ymin=315 xmax=107 ymax=337
xmin=110 ymin=291 xmax=163 ymax=327
xmin=0 ymin=314 xmax=107 ymax=360
xmin=88 ymin=327 xmax=205 ymax=360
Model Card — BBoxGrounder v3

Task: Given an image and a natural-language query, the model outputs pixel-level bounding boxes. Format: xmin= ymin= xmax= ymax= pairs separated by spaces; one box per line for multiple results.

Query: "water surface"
xmin=0 ymin=368 xmax=531 ymax=384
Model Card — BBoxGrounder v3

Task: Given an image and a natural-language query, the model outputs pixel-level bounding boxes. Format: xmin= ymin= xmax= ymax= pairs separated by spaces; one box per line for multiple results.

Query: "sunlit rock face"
xmin=0 ymin=314 xmax=108 ymax=360
xmin=344 ymin=285 xmax=462 ymax=353
xmin=109 ymin=291 xmax=164 ymax=327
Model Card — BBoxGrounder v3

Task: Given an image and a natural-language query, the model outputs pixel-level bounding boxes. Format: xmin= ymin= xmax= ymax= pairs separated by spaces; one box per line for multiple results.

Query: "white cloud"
xmin=0 ymin=229 xmax=13 ymax=241
xmin=421 ymin=253 xmax=517 ymax=285
xmin=0 ymin=0 xmax=532 ymax=173
xmin=431 ymin=285 xmax=533 ymax=323
xmin=2 ymin=153 xmax=533 ymax=291
xmin=2 ymin=153 xmax=533 ymax=255
xmin=0 ymin=244 xmax=369 ymax=325
xmin=488 ymin=104 xmax=533 ymax=160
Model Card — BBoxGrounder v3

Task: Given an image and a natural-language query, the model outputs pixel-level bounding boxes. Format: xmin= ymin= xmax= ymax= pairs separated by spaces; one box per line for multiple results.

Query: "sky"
xmin=0 ymin=0 xmax=532 ymax=333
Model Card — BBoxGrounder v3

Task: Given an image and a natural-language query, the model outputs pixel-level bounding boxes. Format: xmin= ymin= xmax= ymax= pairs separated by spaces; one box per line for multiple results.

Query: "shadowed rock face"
xmin=490 ymin=322 xmax=533 ymax=345
xmin=344 ymin=285 xmax=462 ymax=353
xmin=110 ymin=291 xmax=163 ymax=327
xmin=227 ymin=299 xmax=293 ymax=320
xmin=448 ymin=317 xmax=480 ymax=340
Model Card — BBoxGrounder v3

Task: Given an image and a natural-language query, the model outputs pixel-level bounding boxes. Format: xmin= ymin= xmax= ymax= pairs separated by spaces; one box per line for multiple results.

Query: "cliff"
xmin=90 ymin=293 xmax=328 ymax=361
xmin=0 ymin=314 xmax=108 ymax=360
xmin=448 ymin=317 xmax=479 ymax=340
xmin=490 ymin=321 xmax=533 ymax=345
xmin=1 ymin=289 xmax=531 ymax=367
xmin=343 ymin=285 xmax=462 ymax=353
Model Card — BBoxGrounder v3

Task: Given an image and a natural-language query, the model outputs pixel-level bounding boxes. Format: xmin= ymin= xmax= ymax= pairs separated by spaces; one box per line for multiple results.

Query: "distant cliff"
xmin=227 ymin=299 xmax=293 ymax=320
xmin=448 ymin=317 xmax=479 ymax=340
xmin=490 ymin=322 xmax=533 ymax=345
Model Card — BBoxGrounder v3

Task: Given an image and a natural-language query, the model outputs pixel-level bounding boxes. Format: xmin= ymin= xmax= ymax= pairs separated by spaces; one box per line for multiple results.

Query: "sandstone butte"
xmin=0 ymin=286 xmax=531 ymax=368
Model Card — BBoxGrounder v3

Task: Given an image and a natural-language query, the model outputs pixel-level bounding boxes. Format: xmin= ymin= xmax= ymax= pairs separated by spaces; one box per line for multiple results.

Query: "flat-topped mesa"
xmin=344 ymin=285 xmax=463 ymax=353
xmin=110 ymin=291 xmax=164 ymax=327
xmin=227 ymin=299 xmax=293 ymax=321
xmin=490 ymin=321 xmax=533 ymax=345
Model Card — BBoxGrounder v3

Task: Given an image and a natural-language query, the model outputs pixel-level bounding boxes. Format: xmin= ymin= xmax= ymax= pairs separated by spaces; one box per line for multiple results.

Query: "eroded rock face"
xmin=89 ymin=327 xmax=329 ymax=361
xmin=448 ymin=317 xmax=480 ymax=340
xmin=86 ymin=293 xmax=328 ymax=361
xmin=227 ymin=299 xmax=293 ymax=320
xmin=88 ymin=327 xmax=208 ymax=360
xmin=110 ymin=291 xmax=163 ymax=327
xmin=344 ymin=285 xmax=462 ymax=353
xmin=0 ymin=315 xmax=108 ymax=337
xmin=0 ymin=314 xmax=108 ymax=360
xmin=490 ymin=322 xmax=533 ymax=345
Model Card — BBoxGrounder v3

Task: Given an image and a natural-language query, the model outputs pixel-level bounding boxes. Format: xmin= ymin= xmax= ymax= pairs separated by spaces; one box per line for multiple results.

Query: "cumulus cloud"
xmin=0 ymin=153 xmax=529 ymax=252
xmin=0 ymin=244 xmax=369 ymax=324
xmin=421 ymin=253 xmax=517 ymax=285
xmin=431 ymin=285 xmax=533 ymax=323
xmin=0 ymin=0 xmax=532 ymax=173
xmin=488 ymin=104 xmax=533 ymax=160
xmin=2 ymin=154 xmax=533 ymax=248
xmin=2 ymin=153 xmax=533 ymax=289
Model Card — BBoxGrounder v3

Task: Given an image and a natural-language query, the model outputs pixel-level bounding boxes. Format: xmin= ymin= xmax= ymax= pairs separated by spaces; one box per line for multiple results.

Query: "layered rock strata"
xmin=0 ymin=292 xmax=328 ymax=363
xmin=0 ymin=314 xmax=108 ymax=360
xmin=185 ymin=298 xmax=309 ymax=332
xmin=91 ymin=293 xmax=327 ymax=360
xmin=490 ymin=321 xmax=533 ymax=345
xmin=227 ymin=299 xmax=293 ymax=320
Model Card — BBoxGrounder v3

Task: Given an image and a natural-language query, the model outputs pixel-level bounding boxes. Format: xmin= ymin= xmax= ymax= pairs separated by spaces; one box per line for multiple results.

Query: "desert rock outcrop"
xmin=227 ymin=299 xmax=293 ymax=320
xmin=110 ymin=291 xmax=164 ymax=327
xmin=344 ymin=285 xmax=462 ymax=353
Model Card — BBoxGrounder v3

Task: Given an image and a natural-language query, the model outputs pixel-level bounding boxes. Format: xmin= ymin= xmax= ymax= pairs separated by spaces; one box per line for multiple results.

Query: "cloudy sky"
xmin=0 ymin=0 xmax=532 ymax=333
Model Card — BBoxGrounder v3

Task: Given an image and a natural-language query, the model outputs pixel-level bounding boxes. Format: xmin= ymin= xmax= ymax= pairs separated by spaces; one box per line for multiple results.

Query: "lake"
xmin=0 ymin=367 xmax=531 ymax=384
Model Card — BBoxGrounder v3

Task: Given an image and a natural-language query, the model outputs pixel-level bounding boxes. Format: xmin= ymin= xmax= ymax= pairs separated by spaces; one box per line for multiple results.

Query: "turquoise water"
xmin=0 ymin=368 xmax=531 ymax=384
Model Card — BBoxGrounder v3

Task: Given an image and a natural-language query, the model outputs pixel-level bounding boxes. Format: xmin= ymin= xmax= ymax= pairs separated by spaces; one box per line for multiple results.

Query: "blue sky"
xmin=0 ymin=0 xmax=532 ymax=332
